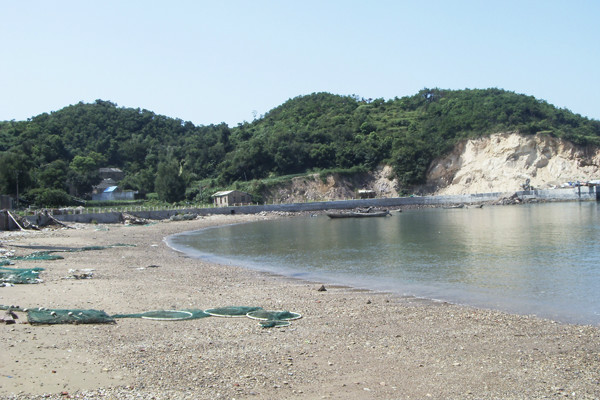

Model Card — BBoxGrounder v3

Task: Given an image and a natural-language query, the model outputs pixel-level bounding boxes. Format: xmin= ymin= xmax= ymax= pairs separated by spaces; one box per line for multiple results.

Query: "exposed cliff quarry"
xmin=428 ymin=132 xmax=600 ymax=195
xmin=263 ymin=132 xmax=600 ymax=201
xmin=264 ymin=166 xmax=400 ymax=204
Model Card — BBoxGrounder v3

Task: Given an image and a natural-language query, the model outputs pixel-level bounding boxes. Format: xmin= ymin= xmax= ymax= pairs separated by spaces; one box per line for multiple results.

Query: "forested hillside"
xmin=1 ymin=89 xmax=599 ymax=206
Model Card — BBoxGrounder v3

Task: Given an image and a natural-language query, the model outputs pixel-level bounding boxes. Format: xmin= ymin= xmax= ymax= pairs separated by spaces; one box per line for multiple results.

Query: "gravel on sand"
xmin=1 ymin=214 xmax=599 ymax=399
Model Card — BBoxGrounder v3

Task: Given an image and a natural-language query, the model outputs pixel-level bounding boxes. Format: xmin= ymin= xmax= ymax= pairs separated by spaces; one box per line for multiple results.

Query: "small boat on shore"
xmin=326 ymin=210 xmax=391 ymax=219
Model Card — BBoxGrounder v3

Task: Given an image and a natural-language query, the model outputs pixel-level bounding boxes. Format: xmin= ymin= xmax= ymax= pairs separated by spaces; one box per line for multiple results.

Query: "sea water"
xmin=168 ymin=202 xmax=600 ymax=325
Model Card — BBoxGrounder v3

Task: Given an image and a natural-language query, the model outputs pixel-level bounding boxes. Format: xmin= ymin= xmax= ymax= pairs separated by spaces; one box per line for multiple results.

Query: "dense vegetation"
xmin=1 ymin=89 xmax=599 ymax=207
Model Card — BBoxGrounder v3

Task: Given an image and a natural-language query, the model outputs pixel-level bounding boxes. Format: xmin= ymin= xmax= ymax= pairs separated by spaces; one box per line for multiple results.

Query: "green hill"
xmin=1 ymin=89 xmax=599 ymax=206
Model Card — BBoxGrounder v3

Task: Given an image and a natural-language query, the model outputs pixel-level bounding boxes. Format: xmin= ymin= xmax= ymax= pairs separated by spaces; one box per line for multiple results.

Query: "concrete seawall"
xmin=17 ymin=186 xmax=595 ymax=227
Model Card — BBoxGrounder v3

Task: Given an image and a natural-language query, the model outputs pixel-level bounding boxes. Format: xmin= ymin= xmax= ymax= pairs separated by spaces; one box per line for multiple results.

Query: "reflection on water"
xmin=168 ymin=202 xmax=600 ymax=325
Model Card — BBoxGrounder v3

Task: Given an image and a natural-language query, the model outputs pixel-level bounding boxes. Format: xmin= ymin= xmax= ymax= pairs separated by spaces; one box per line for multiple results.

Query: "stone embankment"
xmin=9 ymin=186 xmax=596 ymax=228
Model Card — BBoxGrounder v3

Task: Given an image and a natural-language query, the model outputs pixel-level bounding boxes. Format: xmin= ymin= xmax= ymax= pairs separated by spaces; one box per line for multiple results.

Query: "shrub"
xmin=26 ymin=188 xmax=73 ymax=208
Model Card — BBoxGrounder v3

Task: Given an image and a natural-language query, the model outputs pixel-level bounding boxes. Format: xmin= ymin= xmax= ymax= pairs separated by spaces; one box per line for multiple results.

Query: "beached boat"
xmin=326 ymin=210 xmax=391 ymax=219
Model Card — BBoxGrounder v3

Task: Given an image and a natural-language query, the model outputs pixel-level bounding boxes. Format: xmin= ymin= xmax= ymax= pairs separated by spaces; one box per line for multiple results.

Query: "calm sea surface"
xmin=167 ymin=202 xmax=600 ymax=325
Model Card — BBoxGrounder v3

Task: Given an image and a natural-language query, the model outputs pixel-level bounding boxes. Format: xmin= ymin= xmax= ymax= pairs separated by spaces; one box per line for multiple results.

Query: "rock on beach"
xmin=1 ymin=214 xmax=599 ymax=399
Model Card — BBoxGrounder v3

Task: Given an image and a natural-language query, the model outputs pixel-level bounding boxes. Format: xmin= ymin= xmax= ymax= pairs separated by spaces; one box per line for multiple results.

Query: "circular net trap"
xmin=112 ymin=309 xmax=211 ymax=320
xmin=140 ymin=310 xmax=194 ymax=321
xmin=204 ymin=306 xmax=263 ymax=317
xmin=246 ymin=310 xmax=302 ymax=321
xmin=259 ymin=320 xmax=291 ymax=328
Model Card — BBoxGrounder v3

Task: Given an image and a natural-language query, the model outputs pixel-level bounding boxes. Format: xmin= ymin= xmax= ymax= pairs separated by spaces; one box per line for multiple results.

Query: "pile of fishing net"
xmin=0 ymin=266 xmax=44 ymax=285
xmin=0 ymin=244 xmax=136 ymax=285
xmin=9 ymin=252 xmax=64 ymax=261
xmin=5 ymin=243 xmax=134 ymax=258
xmin=27 ymin=308 xmax=116 ymax=325
xmin=0 ymin=252 xmax=62 ymax=285
xmin=0 ymin=305 xmax=115 ymax=325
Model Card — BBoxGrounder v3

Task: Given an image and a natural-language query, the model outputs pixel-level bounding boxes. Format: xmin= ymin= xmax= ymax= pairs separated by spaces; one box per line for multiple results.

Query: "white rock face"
xmin=427 ymin=132 xmax=600 ymax=195
xmin=262 ymin=133 xmax=599 ymax=200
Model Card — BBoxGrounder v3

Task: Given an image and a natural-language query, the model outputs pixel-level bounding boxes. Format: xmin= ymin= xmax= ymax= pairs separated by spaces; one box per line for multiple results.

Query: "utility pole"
xmin=14 ymin=170 xmax=19 ymax=209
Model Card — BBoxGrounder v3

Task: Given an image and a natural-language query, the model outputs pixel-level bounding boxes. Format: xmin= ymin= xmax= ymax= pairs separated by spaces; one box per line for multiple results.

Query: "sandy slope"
xmin=1 ymin=215 xmax=599 ymax=399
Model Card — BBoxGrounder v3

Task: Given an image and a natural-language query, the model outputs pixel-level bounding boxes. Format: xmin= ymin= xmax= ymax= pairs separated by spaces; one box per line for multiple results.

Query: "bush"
xmin=26 ymin=188 xmax=73 ymax=208
xmin=155 ymin=160 xmax=186 ymax=203
xmin=318 ymin=166 xmax=368 ymax=183
xmin=185 ymin=186 xmax=201 ymax=201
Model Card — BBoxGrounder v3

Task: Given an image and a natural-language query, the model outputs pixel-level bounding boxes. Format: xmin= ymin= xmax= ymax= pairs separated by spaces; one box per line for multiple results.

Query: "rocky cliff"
xmin=427 ymin=132 xmax=600 ymax=195
xmin=264 ymin=166 xmax=400 ymax=204
xmin=263 ymin=133 xmax=600 ymax=201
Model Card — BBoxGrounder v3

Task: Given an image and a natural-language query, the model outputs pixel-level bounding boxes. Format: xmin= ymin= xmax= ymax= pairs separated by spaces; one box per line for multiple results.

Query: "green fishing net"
xmin=246 ymin=310 xmax=302 ymax=328
xmin=9 ymin=252 xmax=64 ymax=261
xmin=27 ymin=308 xmax=115 ymax=325
xmin=246 ymin=310 xmax=302 ymax=321
xmin=0 ymin=266 xmax=44 ymax=284
xmin=5 ymin=303 xmax=300 ymax=328
xmin=59 ymin=243 xmax=136 ymax=253
xmin=259 ymin=320 xmax=291 ymax=328
xmin=0 ymin=244 xmax=137 ymax=287
xmin=110 ymin=307 xmax=301 ymax=329
xmin=75 ymin=246 xmax=107 ymax=251
xmin=112 ymin=309 xmax=211 ymax=320
xmin=5 ymin=244 xmax=135 ymax=263
xmin=204 ymin=306 xmax=263 ymax=317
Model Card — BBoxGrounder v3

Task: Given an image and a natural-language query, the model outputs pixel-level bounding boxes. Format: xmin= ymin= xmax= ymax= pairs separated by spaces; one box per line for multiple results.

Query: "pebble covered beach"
xmin=1 ymin=214 xmax=599 ymax=399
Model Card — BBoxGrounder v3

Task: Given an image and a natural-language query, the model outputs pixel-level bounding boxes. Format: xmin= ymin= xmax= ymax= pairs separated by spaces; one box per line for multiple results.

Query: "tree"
xmin=67 ymin=153 xmax=105 ymax=197
xmin=120 ymin=169 xmax=156 ymax=194
xmin=155 ymin=159 xmax=185 ymax=202
xmin=26 ymin=188 xmax=72 ymax=207
xmin=0 ymin=151 xmax=33 ymax=202
xmin=37 ymin=159 xmax=69 ymax=190
xmin=1 ymin=91 xmax=599 ymax=196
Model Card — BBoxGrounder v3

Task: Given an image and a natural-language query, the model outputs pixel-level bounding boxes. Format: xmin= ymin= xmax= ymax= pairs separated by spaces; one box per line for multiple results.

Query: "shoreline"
xmin=1 ymin=214 xmax=600 ymax=399
xmin=166 ymin=209 xmax=598 ymax=327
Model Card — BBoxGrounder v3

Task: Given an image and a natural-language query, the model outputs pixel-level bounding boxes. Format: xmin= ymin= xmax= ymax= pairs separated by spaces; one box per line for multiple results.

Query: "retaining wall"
xmin=10 ymin=186 xmax=597 ymax=228
xmin=0 ymin=211 xmax=11 ymax=231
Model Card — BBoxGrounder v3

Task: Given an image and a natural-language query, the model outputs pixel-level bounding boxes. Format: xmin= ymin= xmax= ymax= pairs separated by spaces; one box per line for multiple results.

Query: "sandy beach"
xmin=1 ymin=213 xmax=599 ymax=399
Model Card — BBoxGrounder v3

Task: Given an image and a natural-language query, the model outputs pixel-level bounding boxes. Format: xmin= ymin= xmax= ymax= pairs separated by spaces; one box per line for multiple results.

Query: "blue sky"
xmin=1 ymin=1 xmax=599 ymax=126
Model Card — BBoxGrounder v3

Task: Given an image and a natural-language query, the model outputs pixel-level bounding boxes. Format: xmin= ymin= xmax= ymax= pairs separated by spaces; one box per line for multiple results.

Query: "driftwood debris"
xmin=1 ymin=210 xmax=76 ymax=231
xmin=121 ymin=213 xmax=149 ymax=225
xmin=6 ymin=210 xmax=24 ymax=231
xmin=46 ymin=213 xmax=73 ymax=229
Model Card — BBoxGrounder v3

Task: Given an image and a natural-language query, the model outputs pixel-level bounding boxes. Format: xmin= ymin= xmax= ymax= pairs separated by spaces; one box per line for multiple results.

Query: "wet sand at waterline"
xmin=1 ymin=214 xmax=599 ymax=399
